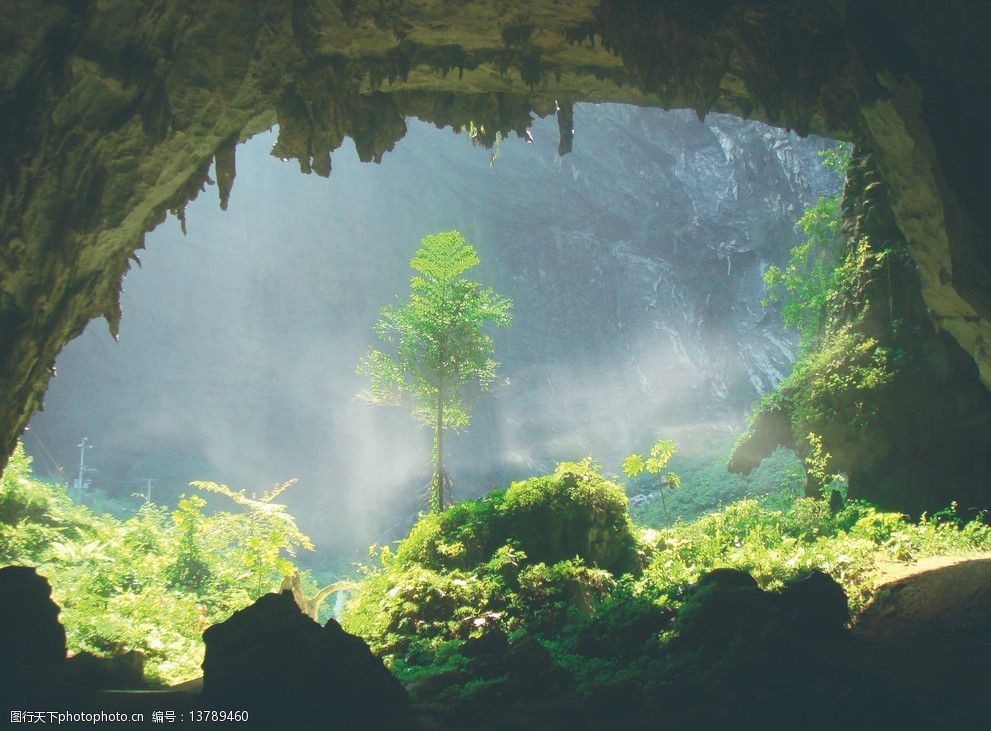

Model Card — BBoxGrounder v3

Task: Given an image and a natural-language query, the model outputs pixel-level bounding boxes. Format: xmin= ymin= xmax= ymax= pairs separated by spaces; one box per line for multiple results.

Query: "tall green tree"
xmin=357 ymin=230 xmax=512 ymax=511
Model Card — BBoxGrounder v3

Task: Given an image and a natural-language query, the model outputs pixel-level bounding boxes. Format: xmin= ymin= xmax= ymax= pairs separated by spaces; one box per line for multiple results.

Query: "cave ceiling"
xmin=1 ymin=0 xmax=990 ymax=468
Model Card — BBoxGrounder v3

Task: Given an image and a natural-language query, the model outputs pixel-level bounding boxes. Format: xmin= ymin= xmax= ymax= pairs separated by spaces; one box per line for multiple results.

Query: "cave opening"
xmin=5 ymin=3 xmax=991 ymax=725
xmin=21 ymin=103 xmax=837 ymax=560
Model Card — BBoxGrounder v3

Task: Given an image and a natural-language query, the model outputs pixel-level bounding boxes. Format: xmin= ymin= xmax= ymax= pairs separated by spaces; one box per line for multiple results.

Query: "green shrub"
xmin=629 ymin=444 xmax=804 ymax=528
xmin=635 ymin=494 xmax=991 ymax=614
xmin=392 ymin=458 xmax=639 ymax=575
xmin=7 ymin=439 xmax=991 ymax=698
xmin=342 ymin=460 xmax=638 ymax=682
xmin=343 ymin=451 xmax=991 ymax=693
xmin=1 ymin=444 xmax=315 ymax=685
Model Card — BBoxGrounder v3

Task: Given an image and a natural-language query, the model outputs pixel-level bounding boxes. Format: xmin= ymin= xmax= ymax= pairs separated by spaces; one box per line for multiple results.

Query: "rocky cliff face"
xmin=731 ymin=150 xmax=991 ymax=517
xmin=25 ymin=104 xmax=835 ymax=552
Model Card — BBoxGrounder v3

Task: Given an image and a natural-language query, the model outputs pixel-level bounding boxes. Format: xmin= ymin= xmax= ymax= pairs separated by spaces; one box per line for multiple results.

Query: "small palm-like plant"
xmin=623 ymin=439 xmax=682 ymax=523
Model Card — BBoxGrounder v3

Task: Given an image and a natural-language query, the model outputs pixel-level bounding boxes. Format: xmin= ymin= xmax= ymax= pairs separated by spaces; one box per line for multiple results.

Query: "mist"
xmin=24 ymin=104 xmax=838 ymax=559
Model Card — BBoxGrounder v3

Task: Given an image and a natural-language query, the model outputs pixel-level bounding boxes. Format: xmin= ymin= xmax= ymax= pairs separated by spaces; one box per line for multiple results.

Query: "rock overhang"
xmin=1 ymin=0 xmax=989 ymax=484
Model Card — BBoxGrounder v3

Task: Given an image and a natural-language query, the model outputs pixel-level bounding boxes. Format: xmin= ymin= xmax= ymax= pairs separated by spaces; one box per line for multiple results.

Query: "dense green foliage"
xmin=0 ymin=444 xmax=314 ymax=685
xmin=341 ymin=460 xmax=638 ymax=680
xmin=737 ymin=145 xmax=911 ymax=494
xmin=6 ymin=439 xmax=990 ymax=701
xmin=755 ymin=318 xmax=896 ymax=436
xmin=342 ymin=458 xmax=991 ymax=697
xmin=629 ymin=445 xmax=804 ymax=526
xmin=740 ymin=215 xmax=902 ymax=491
xmin=358 ymin=230 xmax=512 ymax=511
xmin=762 ymin=144 xmax=852 ymax=347
xmin=639 ymin=496 xmax=991 ymax=615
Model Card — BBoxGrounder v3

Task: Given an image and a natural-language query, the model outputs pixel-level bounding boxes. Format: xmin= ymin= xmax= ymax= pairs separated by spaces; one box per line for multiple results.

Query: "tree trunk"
xmin=434 ymin=381 xmax=445 ymax=512
xmin=658 ymin=474 xmax=668 ymax=523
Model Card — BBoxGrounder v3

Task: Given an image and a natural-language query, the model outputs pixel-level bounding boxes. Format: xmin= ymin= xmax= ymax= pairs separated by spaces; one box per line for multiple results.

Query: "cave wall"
xmin=2 ymin=1 xmax=991 ymax=510
xmin=730 ymin=149 xmax=991 ymax=516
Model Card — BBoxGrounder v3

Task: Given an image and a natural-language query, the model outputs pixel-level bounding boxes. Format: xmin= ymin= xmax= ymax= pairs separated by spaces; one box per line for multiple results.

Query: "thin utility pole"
xmin=72 ymin=437 xmax=95 ymax=504
xmin=142 ymin=478 xmax=155 ymax=504
xmin=75 ymin=437 xmax=90 ymax=492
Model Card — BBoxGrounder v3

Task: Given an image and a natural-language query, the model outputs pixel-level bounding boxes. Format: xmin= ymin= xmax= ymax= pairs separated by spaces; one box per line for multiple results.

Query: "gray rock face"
xmin=25 ymin=104 xmax=837 ymax=554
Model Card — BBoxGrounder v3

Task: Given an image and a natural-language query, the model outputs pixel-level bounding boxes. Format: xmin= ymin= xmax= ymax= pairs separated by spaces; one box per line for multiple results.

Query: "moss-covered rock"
xmin=393 ymin=459 xmax=640 ymax=576
xmin=732 ymin=150 xmax=991 ymax=516
xmin=341 ymin=461 xmax=638 ymax=682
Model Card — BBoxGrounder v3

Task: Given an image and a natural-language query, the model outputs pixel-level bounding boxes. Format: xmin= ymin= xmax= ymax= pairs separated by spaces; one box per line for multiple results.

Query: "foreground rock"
xmin=64 ymin=650 xmax=145 ymax=693
xmin=0 ymin=565 xmax=66 ymax=703
xmin=855 ymin=558 xmax=991 ymax=729
xmin=203 ymin=590 xmax=414 ymax=730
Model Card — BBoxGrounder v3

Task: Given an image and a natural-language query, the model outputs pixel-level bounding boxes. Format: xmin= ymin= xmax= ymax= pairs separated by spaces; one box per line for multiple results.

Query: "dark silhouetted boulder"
xmin=462 ymin=628 xmax=510 ymax=677
xmin=0 ymin=565 xmax=66 ymax=701
xmin=676 ymin=568 xmax=851 ymax=651
xmin=778 ymin=570 xmax=849 ymax=637
xmin=674 ymin=568 xmax=774 ymax=652
xmin=586 ymin=677 xmax=647 ymax=721
xmin=504 ymin=634 xmax=555 ymax=682
xmin=64 ymin=650 xmax=145 ymax=692
xmin=202 ymin=590 xmax=413 ymax=730
xmin=664 ymin=569 xmax=893 ymax=730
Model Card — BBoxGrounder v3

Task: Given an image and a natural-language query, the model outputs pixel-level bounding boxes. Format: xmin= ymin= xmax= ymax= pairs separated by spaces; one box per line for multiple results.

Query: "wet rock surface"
xmin=854 ymin=558 xmax=991 ymax=729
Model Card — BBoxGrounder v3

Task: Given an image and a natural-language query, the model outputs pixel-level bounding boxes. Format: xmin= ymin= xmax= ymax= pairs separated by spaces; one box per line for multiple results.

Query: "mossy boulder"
xmin=341 ymin=461 xmax=640 ymax=681
xmin=392 ymin=459 xmax=640 ymax=576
